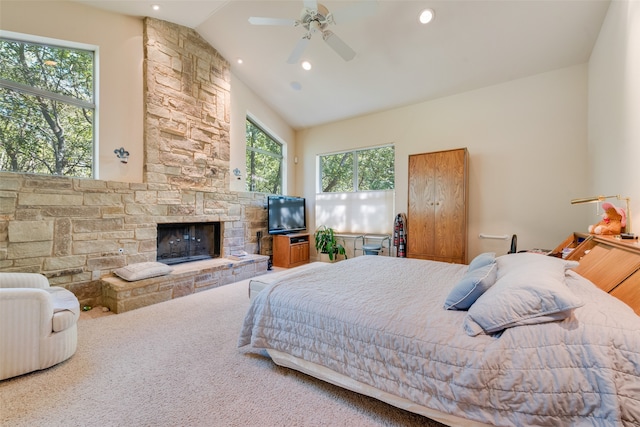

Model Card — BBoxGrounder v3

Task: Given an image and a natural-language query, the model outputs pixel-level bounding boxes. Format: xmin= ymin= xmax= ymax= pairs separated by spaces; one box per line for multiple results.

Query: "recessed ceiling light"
xmin=236 ymin=58 xmax=243 ymax=65
xmin=301 ymin=61 xmax=312 ymax=71
xmin=419 ymin=8 xmax=435 ymax=24
xmin=152 ymin=4 xmax=160 ymax=11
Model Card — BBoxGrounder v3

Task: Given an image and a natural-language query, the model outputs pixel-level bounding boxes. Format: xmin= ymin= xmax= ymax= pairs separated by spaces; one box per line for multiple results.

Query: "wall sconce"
xmin=114 ymin=147 xmax=130 ymax=164
xmin=571 ymin=194 xmax=632 ymax=235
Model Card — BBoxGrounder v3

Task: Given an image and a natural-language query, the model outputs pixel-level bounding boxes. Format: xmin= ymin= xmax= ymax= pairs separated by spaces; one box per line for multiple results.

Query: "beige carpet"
xmin=0 ymin=274 xmax=445 ymax=427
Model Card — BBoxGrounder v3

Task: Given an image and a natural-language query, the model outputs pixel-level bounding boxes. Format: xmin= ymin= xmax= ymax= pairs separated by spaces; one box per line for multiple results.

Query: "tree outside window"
xmin=246 ymin=118 xmax=283 ymax=194
xmin=0 ymin=36 xmax=95 ymax=178
xmin=320 ymin=145 xmax=394 ymax=193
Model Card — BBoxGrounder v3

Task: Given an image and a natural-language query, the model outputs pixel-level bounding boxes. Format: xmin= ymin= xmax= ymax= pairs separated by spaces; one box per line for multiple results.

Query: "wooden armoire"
xmin=407 ymin=148 xmax=468 ymax=264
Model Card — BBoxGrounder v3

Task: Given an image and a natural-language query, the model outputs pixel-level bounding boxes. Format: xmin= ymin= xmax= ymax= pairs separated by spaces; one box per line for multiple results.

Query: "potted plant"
xmin=314 ymin=225 xmax=347 ymax=262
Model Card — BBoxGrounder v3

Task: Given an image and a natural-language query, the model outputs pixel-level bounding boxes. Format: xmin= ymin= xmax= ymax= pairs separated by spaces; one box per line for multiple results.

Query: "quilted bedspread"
xmin=238 ymin=256 xmax=640 ymax=426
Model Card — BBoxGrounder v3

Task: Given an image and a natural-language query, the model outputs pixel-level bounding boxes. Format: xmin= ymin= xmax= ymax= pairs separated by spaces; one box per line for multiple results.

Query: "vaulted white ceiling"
xmin=77 ymin=0 xmax=610 ymax=129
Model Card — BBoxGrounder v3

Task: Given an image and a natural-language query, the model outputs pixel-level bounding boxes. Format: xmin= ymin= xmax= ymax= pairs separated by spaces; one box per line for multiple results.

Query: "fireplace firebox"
xmin=157 ymin=222 xmax=221 ymax=265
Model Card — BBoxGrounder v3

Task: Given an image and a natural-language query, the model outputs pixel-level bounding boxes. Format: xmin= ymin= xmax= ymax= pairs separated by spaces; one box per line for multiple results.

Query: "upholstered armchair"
xmin=0 ymin=273 xmax=79 ymax=380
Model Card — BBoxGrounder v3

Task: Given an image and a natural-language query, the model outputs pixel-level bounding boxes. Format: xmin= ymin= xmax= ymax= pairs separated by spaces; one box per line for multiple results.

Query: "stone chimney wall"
xmin=0 ymin=18 xmax=270 ymax=307
xmin=144 ymin=18 xmax=231 ymax=192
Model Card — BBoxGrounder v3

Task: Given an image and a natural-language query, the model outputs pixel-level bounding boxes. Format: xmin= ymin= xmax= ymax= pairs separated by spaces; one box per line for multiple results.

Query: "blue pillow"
xmin=444 ymin=263 xmax=497 ymax=310
xmin=467 ymin=252 xmax=496 ymax=271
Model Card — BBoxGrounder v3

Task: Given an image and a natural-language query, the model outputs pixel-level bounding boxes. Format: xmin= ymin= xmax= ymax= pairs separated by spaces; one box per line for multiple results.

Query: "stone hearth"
xmin=101 ymin=255 xmax=268 ymax=313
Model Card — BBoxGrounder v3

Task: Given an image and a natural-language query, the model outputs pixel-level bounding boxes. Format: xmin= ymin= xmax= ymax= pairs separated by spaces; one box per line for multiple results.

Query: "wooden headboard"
xmin=553 ymin=233 xmax=640 ymax=316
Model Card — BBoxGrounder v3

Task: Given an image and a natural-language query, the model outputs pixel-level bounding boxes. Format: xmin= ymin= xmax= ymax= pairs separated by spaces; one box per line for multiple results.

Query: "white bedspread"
xmin=239 ymin=256 xmax=640 ymax=426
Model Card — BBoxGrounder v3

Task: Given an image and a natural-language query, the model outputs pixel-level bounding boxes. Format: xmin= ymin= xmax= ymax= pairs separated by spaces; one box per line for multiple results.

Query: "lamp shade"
xmin=571 ymin=195 xmax=609 ymax=204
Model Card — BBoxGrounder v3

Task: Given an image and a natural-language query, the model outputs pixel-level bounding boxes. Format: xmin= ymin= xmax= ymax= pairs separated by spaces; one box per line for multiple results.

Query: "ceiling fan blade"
xmin=323 ymin=31 xmax=356 ymax=61
xmin=330 ymin=0 xmax=378 ymax=25
xmin=248 ymin=16 xmax=298 ymax=26
xmin=286 ymin=37 xmax=311 ymax=64
xmin=303 ymin=0 xmax=318 ymax=11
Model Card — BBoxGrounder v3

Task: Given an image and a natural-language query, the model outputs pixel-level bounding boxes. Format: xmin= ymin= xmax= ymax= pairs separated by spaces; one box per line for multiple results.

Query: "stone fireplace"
xmin=0 ymin=18 xmax=270 ymax=311
xmin=157 ymin=222 xmax=221 ymax=265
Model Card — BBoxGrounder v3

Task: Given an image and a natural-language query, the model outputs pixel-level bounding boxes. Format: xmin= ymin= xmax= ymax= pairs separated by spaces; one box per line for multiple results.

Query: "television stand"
xmin=273 ymin=233 xmax=310 ymax=268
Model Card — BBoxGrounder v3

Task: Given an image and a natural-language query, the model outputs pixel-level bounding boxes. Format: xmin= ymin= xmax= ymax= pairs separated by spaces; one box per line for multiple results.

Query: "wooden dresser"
xmin=552 ymin=233 xmax=640 ymax=315
xmin=407 ymin=148 xmax=468 ymax=264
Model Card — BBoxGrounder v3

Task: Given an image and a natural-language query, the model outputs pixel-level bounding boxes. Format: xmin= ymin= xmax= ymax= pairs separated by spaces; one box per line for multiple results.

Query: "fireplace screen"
xmin=157 ymin=222 xmax=221 ymax=265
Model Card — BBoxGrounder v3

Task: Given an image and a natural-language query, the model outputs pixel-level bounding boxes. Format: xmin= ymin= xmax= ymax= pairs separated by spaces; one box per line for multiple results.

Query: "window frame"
xmin=245 ymin=115 xmax=284 ymax=194
xmin=0 ymin=30 xmax=98 ymax=178
xmin=317 ymin=144 xmax=395 ymax=193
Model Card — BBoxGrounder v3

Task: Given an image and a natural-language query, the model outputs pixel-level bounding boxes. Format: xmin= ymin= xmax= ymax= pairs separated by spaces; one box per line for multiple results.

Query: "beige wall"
xmin=0 ymin=0 xmax=145 ymax=183
xmin=229 ymin=74 xmax=296 ymax=194
xmin=297 ymin=65 xmax=591 ymax=258
xmin=588 ymin=0 xmax=640 ymax=235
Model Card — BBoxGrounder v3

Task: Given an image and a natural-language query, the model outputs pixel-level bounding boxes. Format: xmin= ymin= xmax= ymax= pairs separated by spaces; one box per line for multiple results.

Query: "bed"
xmin=238 ymin=249 xmax=640 ymax=426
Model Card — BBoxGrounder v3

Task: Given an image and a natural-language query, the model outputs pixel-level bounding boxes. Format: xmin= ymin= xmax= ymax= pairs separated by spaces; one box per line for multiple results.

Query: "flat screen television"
xmin=268 ymin=196 xmax=306 ymax=235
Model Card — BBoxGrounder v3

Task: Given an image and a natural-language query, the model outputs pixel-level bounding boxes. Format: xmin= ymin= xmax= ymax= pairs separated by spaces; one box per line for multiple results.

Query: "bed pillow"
xmin=444 ymin=263 xmax=497 ymax=310
xmin=467 ymin=252 xmax=496 ymax=271
xmin=463 ymin=256 xmax=583 ymax=336
xmin=495 ymin=252 xmax=578 ymax=280
xmin=114 ymin=262 xmax=173 ymax=282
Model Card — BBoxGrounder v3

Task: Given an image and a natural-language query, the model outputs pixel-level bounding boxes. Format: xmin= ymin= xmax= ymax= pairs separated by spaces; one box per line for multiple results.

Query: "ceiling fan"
xmin=248 ymin=0 xmax=376 ymax=64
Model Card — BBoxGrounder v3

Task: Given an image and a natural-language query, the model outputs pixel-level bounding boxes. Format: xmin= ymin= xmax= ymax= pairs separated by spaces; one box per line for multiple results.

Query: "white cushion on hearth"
xmin=114 ymin=262 xmax=173 ymax=282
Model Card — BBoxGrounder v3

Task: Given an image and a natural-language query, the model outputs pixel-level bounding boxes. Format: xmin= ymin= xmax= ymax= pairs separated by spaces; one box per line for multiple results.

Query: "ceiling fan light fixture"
xmin=419 ymin=8 xmax=435 ymax=25
xmin=249 ymin=0 xmax=370 ymax=63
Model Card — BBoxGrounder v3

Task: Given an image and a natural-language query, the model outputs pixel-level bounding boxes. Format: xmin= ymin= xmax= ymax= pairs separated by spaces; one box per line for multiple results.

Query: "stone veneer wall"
xmin=144 ymin=18 xmax=231 ymax=192
xmin=0 ymin=18 xmax=270 ymax=307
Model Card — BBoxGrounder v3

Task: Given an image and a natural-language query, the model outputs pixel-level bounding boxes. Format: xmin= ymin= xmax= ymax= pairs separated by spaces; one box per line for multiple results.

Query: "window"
xmin=246 ymin=118 xmax=283 ymax=194
xmin=0 ymin=35 xmax=95 ymax=178
xmin=319 ymin=145 xmax=395 ymax=193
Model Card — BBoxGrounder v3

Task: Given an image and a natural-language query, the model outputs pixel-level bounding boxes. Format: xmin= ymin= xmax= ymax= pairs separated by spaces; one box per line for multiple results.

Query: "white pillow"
xmin=114 ymin=262 xmax=173 ymax=282
xmin=444 ymin=263 xmax=497 ymax=310
xmin=496 ymin=252 xmax=578 ymax=279
xmin=463 ymin=254 xmax=583 ymax=336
